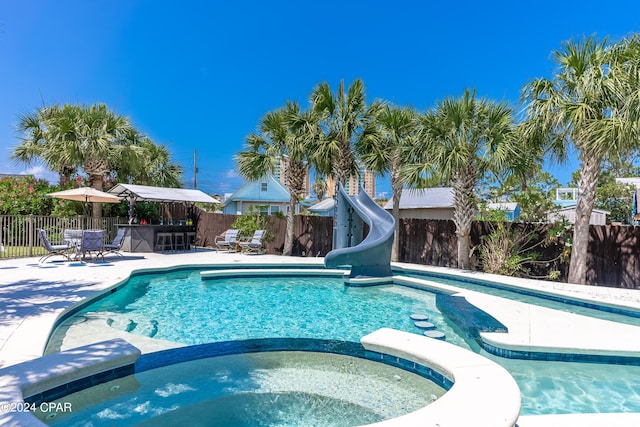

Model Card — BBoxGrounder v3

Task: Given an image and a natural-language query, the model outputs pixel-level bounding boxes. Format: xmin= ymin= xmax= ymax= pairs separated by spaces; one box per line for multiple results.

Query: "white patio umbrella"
xmin=48 ymin=187 xmax=123 ymax=221
xmin=47 ymin=187 xmax=123 ymax=204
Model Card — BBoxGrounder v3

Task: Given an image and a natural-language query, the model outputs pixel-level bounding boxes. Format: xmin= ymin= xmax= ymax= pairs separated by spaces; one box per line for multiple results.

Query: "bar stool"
xmin=155 ymin=232 xmax=174 ymax=252
xmin=173 ymin=232 xmax=186 ymax=251
xmin=185 ymin=232 xmax=196 ymax=251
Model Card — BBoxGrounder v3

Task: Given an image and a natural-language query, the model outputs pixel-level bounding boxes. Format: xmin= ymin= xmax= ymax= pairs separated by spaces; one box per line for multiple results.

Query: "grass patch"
xmin=0 ymin=246 xmax=47 ymax=258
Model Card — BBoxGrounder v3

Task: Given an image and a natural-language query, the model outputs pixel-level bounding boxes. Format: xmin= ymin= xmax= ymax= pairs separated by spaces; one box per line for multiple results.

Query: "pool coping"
xmin=392 ymin=273 xmax=640 ymax=363
xmin=0 ymin=330 xmax=521 ymax=427
xmin=3 ymin=252 xmax=640 ymax=426
xmin=0 ymin=338 xmax=140 ymax=426
xmin=361 ymin=328 xmax=521 ymax=427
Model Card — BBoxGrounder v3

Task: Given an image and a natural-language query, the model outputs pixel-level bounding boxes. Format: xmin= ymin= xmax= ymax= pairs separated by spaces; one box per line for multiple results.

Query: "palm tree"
xmin=405 ymin=89 xmax=517 ymax=270
xmin=236 ymin=101 xmax=317 ymax=256
xmin=310 ymin=79 xmax=381 ymax=188
xmin=12 ymin=103 xmax=150 ymax=219
xmin=114 ymin=135 xmax=183 ymax=188
xmin=522 ymin=34 xmax=640 ymax=284
xmin=13 ymin=106 xmax=78 ymax=185
xmin=312 ymin=177 xmax=328 ymax=200
xmin=46 ymin=104 xmax=135 ymax=219
xmin=358 ymin=104 xmax=418 ymax=261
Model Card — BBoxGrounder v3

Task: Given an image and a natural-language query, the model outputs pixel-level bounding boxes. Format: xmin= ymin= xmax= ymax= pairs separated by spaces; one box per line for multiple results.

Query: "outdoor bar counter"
xmin=117 ymin=224 xmax=195 ymax=253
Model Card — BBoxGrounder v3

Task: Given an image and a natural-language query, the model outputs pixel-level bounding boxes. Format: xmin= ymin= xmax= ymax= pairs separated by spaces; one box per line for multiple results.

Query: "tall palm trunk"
xmin=390 ymin=156 xmax=402 ymax=262
xmin=334 ymin=139 xmax=354 ymax=186
xmin=85 ymin=157 xmax=109 ymax=221
xmin=90 ymin=174 xmax=104 ymax=222
xmin=567 ymin=152 xmax=600 ymax=284
xmin=283 ymin=160 xmax=305 ymax=256
xmin=451 ymin=168 xmax=477 ymax=270
xmin=284 ymin=195 xmax=296 ymax=256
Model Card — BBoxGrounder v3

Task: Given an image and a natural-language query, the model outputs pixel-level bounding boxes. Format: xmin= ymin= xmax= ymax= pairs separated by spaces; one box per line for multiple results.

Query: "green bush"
xmin=231 ymin=207 xmax=275 ymax=242
xmin=0 ymin=176 xmax=54 ymax=215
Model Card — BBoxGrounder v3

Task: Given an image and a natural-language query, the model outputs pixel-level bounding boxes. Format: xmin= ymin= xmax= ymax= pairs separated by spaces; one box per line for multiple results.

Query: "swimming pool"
xmin=32 ymin=350 xmax=445 ymax=427
xmin=53 ymin=273 xmax=465 ymax=346
xmin=46 ymin=267 xmax=640 ymax=415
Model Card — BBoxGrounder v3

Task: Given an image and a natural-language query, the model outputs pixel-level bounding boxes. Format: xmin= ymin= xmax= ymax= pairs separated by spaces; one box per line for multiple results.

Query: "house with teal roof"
xmin=222 ymin=174 xmax=290 ymax=215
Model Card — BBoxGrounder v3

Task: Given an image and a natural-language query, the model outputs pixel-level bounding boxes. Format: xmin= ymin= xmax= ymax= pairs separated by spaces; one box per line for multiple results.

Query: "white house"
xmin=383 ymin=188 xmax=455 ymax=220
xmin=221 ymin=174 xmax=290 ymax=215
xmin=547 ymin=206 xmax=610 ymax=225
xmin=547 ymin=187 xmax=610 ymax=225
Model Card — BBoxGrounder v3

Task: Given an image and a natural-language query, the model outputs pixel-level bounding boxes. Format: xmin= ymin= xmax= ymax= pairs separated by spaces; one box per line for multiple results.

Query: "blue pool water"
xmin=35 ymin=352 xmax=444 ymax=427
xmin=49 ymin=268 xmax=640 ymax=415
xmin=76 ymin=272 xmax=467 ymax=347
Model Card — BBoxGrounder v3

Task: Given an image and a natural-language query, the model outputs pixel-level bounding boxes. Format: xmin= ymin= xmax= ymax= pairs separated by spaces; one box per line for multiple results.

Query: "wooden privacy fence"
xmin=2 ymin=210 xmax=637 ymax=288
xmin=195 ymin=211 xmax=640 ymax=288
xmin=195 ymin=210 xmax=333 ymax=257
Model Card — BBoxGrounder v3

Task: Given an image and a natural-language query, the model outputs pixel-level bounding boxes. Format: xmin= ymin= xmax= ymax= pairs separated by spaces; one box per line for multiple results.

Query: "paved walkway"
xmin=2 ymin=252 xmax=640 ymax=426
xmin=4 ymin=253 xmax=640 ymax=368
xmin=0 ymin=250 xmax=323 ymax=367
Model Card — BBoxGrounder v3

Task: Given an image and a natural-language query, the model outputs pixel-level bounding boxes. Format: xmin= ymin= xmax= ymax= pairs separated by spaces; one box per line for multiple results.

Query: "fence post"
xmin=28 ymin=214 xmax=34 ymax=257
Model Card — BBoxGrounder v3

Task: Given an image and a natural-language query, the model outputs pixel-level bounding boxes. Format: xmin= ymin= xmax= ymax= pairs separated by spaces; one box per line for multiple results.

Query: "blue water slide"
xmin=324 ymin=183 xmax=395 ymax=282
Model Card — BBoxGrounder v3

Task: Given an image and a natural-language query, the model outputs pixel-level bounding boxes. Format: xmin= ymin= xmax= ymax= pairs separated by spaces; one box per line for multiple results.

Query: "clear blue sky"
xmin=2 ymin=1 xmax=640 ymax=198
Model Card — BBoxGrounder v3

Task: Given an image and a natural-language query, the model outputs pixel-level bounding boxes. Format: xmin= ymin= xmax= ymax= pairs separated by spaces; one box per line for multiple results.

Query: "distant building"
xmin=325 ymin=167 xmax=376 ymax=198
xmin=546 ymin=187 xmax=609 ymax=225
xmin=307 ymin=198 xmax=335 ymax=217
xmin=221 ymin=174 xmax=290 ymax=215
xmin=383 ymin=188 xmax=455 ymax=220
xmin=554 ymin=187 xmax=579 ymax=208
xmin=273 ymin=156 xmax=311 ymax=198
xmin=0 ymin=173 xmax=29 ymax=179
xmin=547 ymin=206 xmax=609 ymax=225
xmin=615 ymin=177 xmax=640 ymax=189
xmin=486 ymin=202 xmax=521 ymax=221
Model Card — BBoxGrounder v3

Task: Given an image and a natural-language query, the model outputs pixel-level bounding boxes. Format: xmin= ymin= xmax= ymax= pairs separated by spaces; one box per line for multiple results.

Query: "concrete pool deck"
xmin=2 ymin=251 xmax=640 ymax=426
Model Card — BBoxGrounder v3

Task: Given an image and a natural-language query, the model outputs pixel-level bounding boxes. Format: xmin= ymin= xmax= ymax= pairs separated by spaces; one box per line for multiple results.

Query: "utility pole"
xmin=193 ymin=149 xmax=198 ymax=189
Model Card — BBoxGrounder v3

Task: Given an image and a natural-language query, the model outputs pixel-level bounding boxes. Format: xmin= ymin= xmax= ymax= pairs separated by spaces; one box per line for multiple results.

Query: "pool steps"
xmin=1 ymin=330 xmax=520 ymax=427
xmin=200 ymin=268 xmax=346 ymax=280
xmin=361 ymin=328 xmax=521 ymax=427
xmin=435 ymin=293 xmax=508 ymax=339
xmin=0 ymin=339 xmax=139 ymax=426
xmin=200 ymin=268 xmax=394 ymax=285
xmin=411 ymin=314 xmax=445 ymax=340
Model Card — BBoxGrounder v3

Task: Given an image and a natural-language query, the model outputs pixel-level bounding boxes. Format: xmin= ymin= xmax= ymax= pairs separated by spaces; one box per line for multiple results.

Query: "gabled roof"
xmin=487 ymin=202 xmax=519 ymax=212
xmin=308 ymin=198 xmax=335 ymax=212
xmin=222 ymin=174 xmax=290 ymax=206
xmin=383 ymin=188 xmax=454 ymax=210
xmin=108 ymin=183 xmax=219 ymax=203
xmin=552 ymin=205 xmax=610 ymax=215
xmin=616 ymin=177 xmax=640 ymax=188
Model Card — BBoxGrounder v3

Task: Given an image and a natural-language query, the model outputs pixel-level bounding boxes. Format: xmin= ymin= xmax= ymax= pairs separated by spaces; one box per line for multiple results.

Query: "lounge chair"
xmin=238 ymin=229 xmax=266 ymax=254
xmin=77 ymin=230 xmax=105 ymax=261
xmin=215 ymin=229 xmax=240 ymax=252
xmin=38 ymin=229 xmax=74 ymax=263
xmin=102 ymin=228 xmax=126 ymax=258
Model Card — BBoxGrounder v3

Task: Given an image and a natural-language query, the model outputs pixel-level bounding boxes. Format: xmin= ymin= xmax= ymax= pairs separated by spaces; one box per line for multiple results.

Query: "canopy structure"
xmin=108 ymin=184 xmax=219 ymax=204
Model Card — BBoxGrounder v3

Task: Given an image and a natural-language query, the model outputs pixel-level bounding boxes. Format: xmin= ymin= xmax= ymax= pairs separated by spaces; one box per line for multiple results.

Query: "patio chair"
xmin=102 ymin=228 xmax=126 ymax=258
xmin=63 ymin=229 xmax=83 ymax=248
xmin=215 ymin=229 xmax=240 ymax=252
xmin=77 ymin=230 xmax=105 ymax=261
xmin=238 ymin=229 xmax=266 ymax=254
xmin=38 ymin=229 xmax=74 ymax=263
